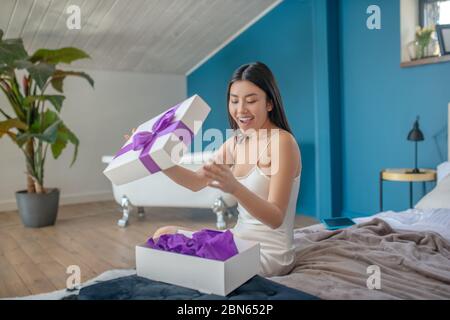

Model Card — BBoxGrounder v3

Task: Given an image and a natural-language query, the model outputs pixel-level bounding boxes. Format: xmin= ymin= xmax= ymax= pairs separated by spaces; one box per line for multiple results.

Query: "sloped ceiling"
xmin=0 ymin=0 xmax=281 ymax=74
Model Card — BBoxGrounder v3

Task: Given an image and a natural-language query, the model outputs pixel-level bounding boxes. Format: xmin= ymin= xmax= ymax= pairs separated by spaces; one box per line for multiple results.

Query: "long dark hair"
xmin=226 ymin=62 xmax=292 ymax=134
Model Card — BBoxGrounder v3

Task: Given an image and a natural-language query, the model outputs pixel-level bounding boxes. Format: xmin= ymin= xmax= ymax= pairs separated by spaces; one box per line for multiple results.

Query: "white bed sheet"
xmin=295 ymin=208 xmax=450 ymax=242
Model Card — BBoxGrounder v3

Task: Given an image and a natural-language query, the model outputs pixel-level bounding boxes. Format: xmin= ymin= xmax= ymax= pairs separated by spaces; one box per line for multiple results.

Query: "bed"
xmin=268 ymin=209 xmax=450 ymax=299
xmin=266 ymin=103 xmax=450 ymax=299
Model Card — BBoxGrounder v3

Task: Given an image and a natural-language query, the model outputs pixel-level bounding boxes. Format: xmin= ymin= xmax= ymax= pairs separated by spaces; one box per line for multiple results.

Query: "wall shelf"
xmin=401 ymin=55 xmax=450 ymax=68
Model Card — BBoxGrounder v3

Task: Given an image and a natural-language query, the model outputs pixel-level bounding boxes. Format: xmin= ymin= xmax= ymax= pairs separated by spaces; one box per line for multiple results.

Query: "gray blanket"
xmin=269 ymin=218 xmax=450 ymax=299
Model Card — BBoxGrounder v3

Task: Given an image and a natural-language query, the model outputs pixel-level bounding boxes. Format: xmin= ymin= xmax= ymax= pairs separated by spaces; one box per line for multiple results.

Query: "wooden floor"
xmin=0 ymin=201 xmax=318 ymax=298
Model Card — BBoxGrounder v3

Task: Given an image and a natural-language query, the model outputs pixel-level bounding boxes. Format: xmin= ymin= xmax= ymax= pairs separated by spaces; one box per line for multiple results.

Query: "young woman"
xmin=148 ymin=62 xmax=301 ymax=277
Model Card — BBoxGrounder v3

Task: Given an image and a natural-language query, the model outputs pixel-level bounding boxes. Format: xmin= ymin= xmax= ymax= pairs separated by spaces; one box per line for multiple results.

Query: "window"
xmin=420 ymin=0 xmax=450 ymax=27
xmin=400 ymin=0 xmax=450 ymax=66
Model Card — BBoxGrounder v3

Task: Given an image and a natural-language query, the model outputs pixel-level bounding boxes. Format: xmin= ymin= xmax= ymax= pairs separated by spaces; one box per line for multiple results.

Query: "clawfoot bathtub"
xmin=101 ymin=151 xmax=237 ymax=229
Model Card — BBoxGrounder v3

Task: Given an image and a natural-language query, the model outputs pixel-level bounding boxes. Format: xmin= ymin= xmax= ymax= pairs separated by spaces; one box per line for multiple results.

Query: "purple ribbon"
xmin=146 ymin=229 xmax=239 ymax=261
xmin=114 ymin=103 xmax=194 ymax=173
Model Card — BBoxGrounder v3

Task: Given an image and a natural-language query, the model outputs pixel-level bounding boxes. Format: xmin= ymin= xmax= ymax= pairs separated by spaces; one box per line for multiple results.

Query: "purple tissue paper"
xmin=146 ymin=229 xmax=239 ymax=261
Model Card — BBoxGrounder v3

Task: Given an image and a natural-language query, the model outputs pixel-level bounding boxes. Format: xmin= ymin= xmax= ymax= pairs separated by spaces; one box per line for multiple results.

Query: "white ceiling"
xmin=0 ymin=0 xmax=281 ymax=75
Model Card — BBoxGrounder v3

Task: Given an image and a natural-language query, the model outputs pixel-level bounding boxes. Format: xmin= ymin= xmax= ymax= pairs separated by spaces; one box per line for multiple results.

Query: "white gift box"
xmin=135 ymin=229 xmax=261 ymax=296
xmin=103 ymin=94 xmax=211 ymax=186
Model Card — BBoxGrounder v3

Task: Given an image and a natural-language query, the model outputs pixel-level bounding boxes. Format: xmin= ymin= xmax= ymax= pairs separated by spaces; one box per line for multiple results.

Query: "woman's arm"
xmin=204 ymin=132 xmax=300 ymax=229
xmin=162 ymin=165 xmax=208 ymax=192
xmin=162 ymin=136 xmax=236 ymax=192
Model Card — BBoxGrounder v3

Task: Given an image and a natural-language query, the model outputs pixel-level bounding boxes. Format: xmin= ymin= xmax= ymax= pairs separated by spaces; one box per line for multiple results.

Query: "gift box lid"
xmin=103 ymin=94 xmax=211 ymax=185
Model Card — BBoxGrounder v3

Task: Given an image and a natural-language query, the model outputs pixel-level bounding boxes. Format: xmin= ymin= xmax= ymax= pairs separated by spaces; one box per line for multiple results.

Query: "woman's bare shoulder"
xmin=274 ymin=130 xmax=299 ymax=152
xmin=272 ymin=130 xmax=301 ymax=174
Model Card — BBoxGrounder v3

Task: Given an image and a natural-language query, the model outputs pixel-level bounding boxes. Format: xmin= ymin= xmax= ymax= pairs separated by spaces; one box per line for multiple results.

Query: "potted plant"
xmin=407 ymin=25 xmax=439 ymax=60
xmin=0 ymin=29 xmax=94 ymax=227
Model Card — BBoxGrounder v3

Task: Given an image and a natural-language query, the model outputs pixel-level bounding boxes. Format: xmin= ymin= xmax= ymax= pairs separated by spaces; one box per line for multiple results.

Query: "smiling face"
xmin=228 ymin=80 xmax=273 ymax=133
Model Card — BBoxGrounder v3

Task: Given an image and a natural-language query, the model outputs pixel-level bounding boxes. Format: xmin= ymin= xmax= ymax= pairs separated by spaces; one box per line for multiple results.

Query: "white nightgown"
xmin=229 ymin=133 xmax=301 ymax=277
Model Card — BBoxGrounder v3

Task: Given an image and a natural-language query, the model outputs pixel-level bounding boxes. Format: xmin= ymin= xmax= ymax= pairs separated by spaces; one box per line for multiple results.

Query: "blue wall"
xmin=340 ymin=0 xmax=450 ymax=217
xmin=188 ymin=0 xmax=318 ymax=217
xmin=188 ymin=0 xmax=450 ymax=219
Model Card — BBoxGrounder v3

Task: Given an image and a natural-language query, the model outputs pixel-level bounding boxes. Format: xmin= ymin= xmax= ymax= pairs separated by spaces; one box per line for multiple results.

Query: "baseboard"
xmin=0 ymin=190 xmax=114 ymax=212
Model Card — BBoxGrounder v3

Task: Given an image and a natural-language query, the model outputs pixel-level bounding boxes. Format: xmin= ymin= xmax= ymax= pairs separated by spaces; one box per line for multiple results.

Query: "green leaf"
xmin=43 ymin=95 xmax=65 ymax=112
xmin=41 ymin=109 xmax=59 ymax=130
xmin=51 ymin=126 xmax=68 ymax=159
xmin=0 ymin=118 xmax=27 ymax=138
xmin=30 ymin=47 xmax=90 ymax=64
xmin=13 ymin=59 xmax=33 ymax=69
xmin=66 ymin=127 xmax=79 ymax=166
xmin=15 ymin=132 xmax=31 ymax=146
xmin=16 ymin=110 xmax=61 ymax=144
xmin=24 ymin=95 xmax=65 ymax=112
xmin=51 ymin=77 xmax=63 ymax=93
xmin=51 ymin=122 xmax=79 ymax=166
xmin=0 ymin=35 xmax=28 ymax=70
xmin=27 ymin=62 xmax=55 ymax=90
xmin=39 ymin=119 xmax=61 ymax=143
xmin=51 ymin=70 xmax=94 ymax=93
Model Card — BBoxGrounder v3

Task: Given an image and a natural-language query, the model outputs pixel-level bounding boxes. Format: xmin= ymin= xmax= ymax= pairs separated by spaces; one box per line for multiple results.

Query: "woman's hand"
xmin=123 ymin=128 xmax=136 ymax=141
xmin=203 ymin=160 xmax=240 ymax=195
xmin=152 ymin=225 xmax=179 ymax=240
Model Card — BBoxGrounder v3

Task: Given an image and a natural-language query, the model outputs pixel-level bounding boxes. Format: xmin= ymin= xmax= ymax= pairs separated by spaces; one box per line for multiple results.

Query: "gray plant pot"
xmin=15 ymin=188 xmax=60 ymax=228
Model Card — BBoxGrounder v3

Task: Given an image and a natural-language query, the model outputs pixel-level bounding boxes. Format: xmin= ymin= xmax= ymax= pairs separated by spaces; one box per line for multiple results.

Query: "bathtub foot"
xmin=216 ymin=213 xmax=226 ymax=230
xmin=212 ymin=196 xmax=234 ymax=230
xmin=137 ymin=207 xmax=145 ymax=220
xmin=118 ymin=195 xmax=131 ymax=228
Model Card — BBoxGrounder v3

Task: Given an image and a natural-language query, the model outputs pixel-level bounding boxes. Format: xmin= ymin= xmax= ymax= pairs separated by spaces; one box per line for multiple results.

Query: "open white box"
xmin=135 ymin=229 xmax=261 ymax=296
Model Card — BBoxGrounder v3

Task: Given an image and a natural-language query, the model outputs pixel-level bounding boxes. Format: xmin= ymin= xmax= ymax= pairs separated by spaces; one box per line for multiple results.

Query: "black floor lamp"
xmin=407 ymin=116 xmax=424 ymax=174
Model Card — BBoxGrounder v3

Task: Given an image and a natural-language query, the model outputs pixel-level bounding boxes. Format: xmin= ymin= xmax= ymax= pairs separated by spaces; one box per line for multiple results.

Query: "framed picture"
xmin=436 ymin=24 xmax=450 ymax=55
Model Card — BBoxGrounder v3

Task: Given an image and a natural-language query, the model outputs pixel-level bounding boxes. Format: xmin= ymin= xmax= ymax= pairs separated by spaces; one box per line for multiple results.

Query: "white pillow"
xmin=415 ymin=174 xmax=450 ymax=209
xmin=437 ymin=161 xmax=450 ymax=183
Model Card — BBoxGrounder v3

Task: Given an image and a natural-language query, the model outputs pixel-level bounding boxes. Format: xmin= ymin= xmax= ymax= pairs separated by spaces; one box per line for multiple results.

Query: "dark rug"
xmin=64 ymin=275 xmax=318 ymax=300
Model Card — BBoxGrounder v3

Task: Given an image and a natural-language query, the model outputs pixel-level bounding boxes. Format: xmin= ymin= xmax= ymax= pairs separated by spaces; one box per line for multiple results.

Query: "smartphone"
xmin=321 ymin=217 xmax=355 ymax=230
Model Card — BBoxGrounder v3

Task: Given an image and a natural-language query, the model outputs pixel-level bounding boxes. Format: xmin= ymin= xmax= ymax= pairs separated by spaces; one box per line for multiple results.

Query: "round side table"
xmin=379 ymin=168 xmax=437 ymax=211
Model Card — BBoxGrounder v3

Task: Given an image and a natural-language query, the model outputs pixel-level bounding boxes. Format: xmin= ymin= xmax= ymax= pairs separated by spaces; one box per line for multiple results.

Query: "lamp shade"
xmin=407 ymin=117 xmax=424 ymax=142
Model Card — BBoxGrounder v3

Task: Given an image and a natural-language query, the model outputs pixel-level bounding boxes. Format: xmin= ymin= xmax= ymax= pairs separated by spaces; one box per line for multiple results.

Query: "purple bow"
xmin=114 ymin=103 xmax=194 ymax=173
xmin=131 ymin=108 xmax=176 ymax=152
